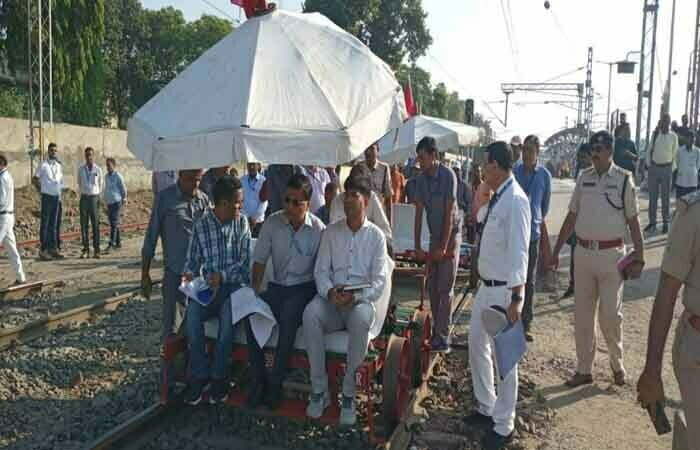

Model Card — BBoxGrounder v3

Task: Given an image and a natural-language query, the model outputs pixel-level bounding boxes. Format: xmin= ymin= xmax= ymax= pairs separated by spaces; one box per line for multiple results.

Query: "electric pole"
xmin=635 ymin=0 xmax=660 ymax=152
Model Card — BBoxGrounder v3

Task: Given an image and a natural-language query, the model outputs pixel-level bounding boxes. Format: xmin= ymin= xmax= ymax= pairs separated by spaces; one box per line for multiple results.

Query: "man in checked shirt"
xmin=181 ymin=175 xmax=251 ymax=406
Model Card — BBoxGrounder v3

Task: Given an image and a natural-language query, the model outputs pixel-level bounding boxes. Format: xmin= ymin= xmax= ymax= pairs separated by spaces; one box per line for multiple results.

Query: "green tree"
xmin=303 ymin=0 xmax=432 ymax=69
xmin=2 ymin=0 xmax=107 ymax=125
xmin=429 ymin=82 xmax=448 ymax=119
xmin=446 ymin=91 xmax=464 ymax=123
xmin=396 ymin=64 xmax=432 ymax=115
xmin=0 ymin=85 xmax=26 ymax=118
xmin=183 ymin=15 xmax=233 ymax=65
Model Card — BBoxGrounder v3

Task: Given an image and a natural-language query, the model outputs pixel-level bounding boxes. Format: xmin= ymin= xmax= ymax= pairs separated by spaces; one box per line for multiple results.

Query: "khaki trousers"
xmin=672 ymin=313 xmax=700 ymax=450
xmin=573 ymin=245 xmax=625 ymax=374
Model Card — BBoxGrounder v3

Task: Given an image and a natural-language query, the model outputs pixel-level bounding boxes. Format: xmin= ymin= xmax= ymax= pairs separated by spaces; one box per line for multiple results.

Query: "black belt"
xmin=0 ymin=211 xmax=13 ymax=215
xmin=480 ymin=278 xmax=507 ymax=287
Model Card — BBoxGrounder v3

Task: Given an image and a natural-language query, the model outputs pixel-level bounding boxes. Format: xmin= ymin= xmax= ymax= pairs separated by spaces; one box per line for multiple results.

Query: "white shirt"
xmin=77 ymin=163 xmax=104 ymax=196
xmin=314 ymin=218 xmax=388 ymax=304
xmin=477 ymin=175 xmax=531 ymax=288
xmin=329 ymin=191 xmax=393 ymax=246
xmin=242 ymin=173 xmax=267 ymax=222
xmin=0 ymin=168 xmax=14 ymax=213
xmin=675 ymin=145 xmax=700 ymax=188
xmin=303 ymin=167 xmax=332 ymax=212
xmin=37 ymin=159 xmax=63 ymax=196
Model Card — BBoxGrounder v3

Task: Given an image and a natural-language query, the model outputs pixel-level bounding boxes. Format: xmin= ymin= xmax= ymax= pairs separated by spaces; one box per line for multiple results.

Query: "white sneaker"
xmin=340 ymin=395 xmax=356 ymax=426
xmin=306 ymin=390 xmax=330 ymax=419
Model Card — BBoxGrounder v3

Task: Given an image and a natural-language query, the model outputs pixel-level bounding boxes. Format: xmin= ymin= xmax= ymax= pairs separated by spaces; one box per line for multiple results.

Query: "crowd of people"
xmin=0 ymin=115 xmax=698 ymax=449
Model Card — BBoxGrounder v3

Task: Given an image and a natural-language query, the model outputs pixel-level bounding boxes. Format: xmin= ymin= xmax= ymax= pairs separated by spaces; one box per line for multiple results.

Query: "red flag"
xmin=403 ymin=75 xmax=417 ymax=117
xmin=230 ymin=0 xmax=266 ymax=18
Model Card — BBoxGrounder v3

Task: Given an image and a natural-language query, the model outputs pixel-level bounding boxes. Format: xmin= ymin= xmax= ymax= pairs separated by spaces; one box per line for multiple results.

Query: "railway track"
xmin=10 ymin=222 xmax=149 ymax=249
xmin=0 ymin=280 xmax=161 ymax=351
xmin=87 ymin=284 xmax=474 ymax=450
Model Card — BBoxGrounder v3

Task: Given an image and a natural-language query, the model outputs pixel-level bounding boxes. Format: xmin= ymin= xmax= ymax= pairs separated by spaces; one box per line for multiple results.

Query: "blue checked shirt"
xmin=184 ymin=210 xmax=251 ymax=285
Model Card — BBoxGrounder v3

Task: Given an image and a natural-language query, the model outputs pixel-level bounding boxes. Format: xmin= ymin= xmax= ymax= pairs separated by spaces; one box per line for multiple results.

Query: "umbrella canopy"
xmin=127 ymin=9 xmax=407 ymax=171
xmin=377 ymin=115 xmax=481 ymax=165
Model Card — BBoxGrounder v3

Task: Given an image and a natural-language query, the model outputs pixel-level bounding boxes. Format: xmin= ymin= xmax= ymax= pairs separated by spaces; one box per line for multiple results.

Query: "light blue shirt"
xmin=104 ymin=171 xmax=127 ymax=205
xmin=513 ymin=163 xmax=551 ymax=242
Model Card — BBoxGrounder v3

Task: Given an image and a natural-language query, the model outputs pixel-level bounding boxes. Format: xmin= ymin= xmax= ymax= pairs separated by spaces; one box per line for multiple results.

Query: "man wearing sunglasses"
xmin=245 ymin=174 xmax=325 ymax=410
xmin=550 ymin=130 xmax=645 ymax=388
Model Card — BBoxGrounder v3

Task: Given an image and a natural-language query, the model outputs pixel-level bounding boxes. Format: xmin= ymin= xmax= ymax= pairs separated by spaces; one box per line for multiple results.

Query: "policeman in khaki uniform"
xmin=638 ymin=190 xmax=700 ymax=450
xmin=551 ymin=130 xmax=645 ymax=387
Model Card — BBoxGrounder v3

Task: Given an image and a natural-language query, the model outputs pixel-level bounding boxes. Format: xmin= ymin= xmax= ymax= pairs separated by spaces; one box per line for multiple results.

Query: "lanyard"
xmin=478 ymin=179 xmax=513 ymax=256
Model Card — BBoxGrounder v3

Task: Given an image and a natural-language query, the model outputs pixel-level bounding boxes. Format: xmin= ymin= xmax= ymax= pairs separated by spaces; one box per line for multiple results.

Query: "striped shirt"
xmin=184 ymin=209 xmax=251 ymax=285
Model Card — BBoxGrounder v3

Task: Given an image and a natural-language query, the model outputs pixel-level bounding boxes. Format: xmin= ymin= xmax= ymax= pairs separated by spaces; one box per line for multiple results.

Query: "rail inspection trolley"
xmin=159 ymin=251 xmax=472 ymax=444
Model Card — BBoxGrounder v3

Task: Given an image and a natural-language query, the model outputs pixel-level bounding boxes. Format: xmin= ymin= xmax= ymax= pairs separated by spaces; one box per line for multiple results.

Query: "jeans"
xmin=39 ymin=194 xmax=60 ymax=251
xmin=245 ymin=281 xmax=316 ymax=387
xmin=107 ymin=201 xmax=122 ymax=246
xmin=186 ymin=283 xmax=239 ymax=381
xmin=79 ymin=194 xmax=100 ymax=251
xmin=522 ymin=238 xmax=540 ymax=332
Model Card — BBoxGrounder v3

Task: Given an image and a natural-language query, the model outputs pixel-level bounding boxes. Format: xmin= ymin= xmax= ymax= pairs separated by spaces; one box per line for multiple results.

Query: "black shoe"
xmin=662 ymin=223 xmax=669 ymax=234
xmin=114 ymin=243 xmax=122 ymax=249
xmin=103 ymin=245 xmax=113 ymax=254
xmin=643 ymin=223 xmax=656 ymax=233
xmin=246 ymin=381 xmax=266 ymax=409
xmin=184 ymin=380 xmax=209 ymax=406
xmin=482 ymin=430 xmax=514 ymax=450
xmin=561 ymin=285 xmax=574 ymax=299
xmin=462 ymin=411 xmax=494 ymax=429
xmin=209 ymin=378 xmax=230 ymax=404
xmin=525 ymin=332 xmax=534 ymax=342
xmin=80 ymin=249 xmax=89 ymax=259
xmin=264 ymin=382 xmax=283 ymax=410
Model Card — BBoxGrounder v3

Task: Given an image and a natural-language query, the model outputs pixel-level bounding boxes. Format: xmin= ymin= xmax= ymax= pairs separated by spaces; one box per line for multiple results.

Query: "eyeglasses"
xmin=285 ymin=197 xmax=308 ymax=207
xmin=591 ymin=144 xmax=606 ymax=153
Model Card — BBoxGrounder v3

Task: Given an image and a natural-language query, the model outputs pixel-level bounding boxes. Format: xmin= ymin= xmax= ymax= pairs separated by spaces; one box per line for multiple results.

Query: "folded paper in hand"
xmin=179 ymin=277 xmax=214 ymax=307
xmin=493 ymin=319 xmax=528 ymax=380
xmin=617 ymin=252 xmax=637 ymax=280
xmin=229 ymin=287 xmax=277 ymax=348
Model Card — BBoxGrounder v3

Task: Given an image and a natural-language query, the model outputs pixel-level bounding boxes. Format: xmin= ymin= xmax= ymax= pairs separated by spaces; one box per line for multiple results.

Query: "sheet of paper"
xmin=229 ymin=287 xmax=277 ymax=348
xmin=493 ymin=320 xmax=528 ymax=380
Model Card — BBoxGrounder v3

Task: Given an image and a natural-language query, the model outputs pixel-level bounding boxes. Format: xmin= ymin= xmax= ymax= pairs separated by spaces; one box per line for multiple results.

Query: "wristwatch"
xmin=511 ymin=293 xmax=524 ymax=303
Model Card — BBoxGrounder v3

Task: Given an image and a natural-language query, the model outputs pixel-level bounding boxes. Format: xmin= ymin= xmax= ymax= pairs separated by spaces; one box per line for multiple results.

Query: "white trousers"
xmin=468 ymin=285 xmax=518 ymax=436
xmin=302 ymin=296 xmax=374 ymax=397
xmin=0 ymin=216 xmax=25 ymax=283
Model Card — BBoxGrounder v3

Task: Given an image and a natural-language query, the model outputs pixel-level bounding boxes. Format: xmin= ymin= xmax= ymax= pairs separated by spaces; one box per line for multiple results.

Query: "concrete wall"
xmin=0 ymin=117 xmax=151 ymax=190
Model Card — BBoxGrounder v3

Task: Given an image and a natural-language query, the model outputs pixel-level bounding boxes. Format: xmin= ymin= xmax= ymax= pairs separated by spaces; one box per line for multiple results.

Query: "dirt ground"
xmin=12 ymin=186 xmax=154 ymax=243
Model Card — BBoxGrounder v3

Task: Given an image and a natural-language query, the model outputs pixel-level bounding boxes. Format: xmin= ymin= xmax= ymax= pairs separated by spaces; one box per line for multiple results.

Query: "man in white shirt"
xmin=464 ymin=141 xmax=530 ymax=450
xmin=329 ymin=164 xmax=392 ymax=247
xmin=645 ymin=113 xmax=679 ymax=233
xmin=33 ymin=142 xmax=64 ymax=261
xmin=0 ymin=153 xmax=26 ymax=285
xmin=674 ymin=131 xmax=700 ymax=199
xmin=303 ymin=174 xmax=389 ymax=426
xmin=302 ymin=165 xmax=331 ymax=213
xmin=77 ymin=147 xmax=104 ymax=258
xmin=242 ymin=162 xmax=267 ymax=237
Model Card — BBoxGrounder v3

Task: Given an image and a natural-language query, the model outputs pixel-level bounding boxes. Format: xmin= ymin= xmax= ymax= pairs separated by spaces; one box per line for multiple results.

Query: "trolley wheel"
xmin=382 ymin=335 xmax=411 ymax=432
xmin=410 ymin=310 xmax=432 ymax=387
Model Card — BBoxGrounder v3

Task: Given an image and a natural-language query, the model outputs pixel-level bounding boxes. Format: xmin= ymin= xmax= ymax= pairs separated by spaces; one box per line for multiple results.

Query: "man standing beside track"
xmin=550 ymin=131 xmax=644 ymax=388
xmin=245 ymin=173 xmax=325 ymax=410
xmin=0 ymin=153 xmax=26 ymax=286
xmin=413 ymin=136 xmax=462 ymax=353
xmin=513 ymin=135 xmax=551 ymax=342
xmin=34 ymin=142 xmax=65 ymax=261
xmin=77 ymin=147 xmax=104 ymax=259
xmin=141 ymin=169 xmax=209 ymax=340
xmin=464 ymin=141 xmax=530 ymax=450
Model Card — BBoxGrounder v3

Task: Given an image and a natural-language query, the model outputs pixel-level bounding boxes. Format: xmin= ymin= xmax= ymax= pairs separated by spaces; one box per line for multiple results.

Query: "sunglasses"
xmin=285 ymin=197 xmax=308 ymax=207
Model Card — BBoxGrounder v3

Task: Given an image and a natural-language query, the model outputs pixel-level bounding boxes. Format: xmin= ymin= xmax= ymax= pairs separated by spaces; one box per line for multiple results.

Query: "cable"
xmin=201 ymin=0 xmax=241 ymax=23
xmin=499 ymin=0 xmax=519 ymax=76
xmin=541 ymin=67 xmax=585 ymax=83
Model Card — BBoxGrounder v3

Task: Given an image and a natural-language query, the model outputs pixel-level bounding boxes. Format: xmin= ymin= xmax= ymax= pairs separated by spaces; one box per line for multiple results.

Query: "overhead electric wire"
xmin=499 ymin=0 xmax=520 ymax=76
xmin=201 ymin=0 xmax=241 ymax=23
xmin=541 ymin=66 xmax=585 ymax=83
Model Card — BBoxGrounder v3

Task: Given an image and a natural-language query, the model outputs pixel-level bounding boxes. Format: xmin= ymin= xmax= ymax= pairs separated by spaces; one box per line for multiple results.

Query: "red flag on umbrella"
xmin=231 ymin=0 xmax=266 ymax=18
xmin=403 ymin=74 xmax=418 ymax=117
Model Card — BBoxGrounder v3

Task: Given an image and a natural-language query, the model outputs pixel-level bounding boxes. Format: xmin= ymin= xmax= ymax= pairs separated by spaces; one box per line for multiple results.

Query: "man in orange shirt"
xmin=391 ymin=164 xmax=406 ymax=203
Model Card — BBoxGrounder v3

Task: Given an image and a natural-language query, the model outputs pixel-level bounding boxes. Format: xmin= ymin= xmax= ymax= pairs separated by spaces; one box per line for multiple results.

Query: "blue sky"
xmin=142 ymin=0 xmax=696 ymax=142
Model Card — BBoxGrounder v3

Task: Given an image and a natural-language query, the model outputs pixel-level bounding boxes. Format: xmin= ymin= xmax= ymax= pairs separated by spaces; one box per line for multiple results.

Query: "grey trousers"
xmin=302 ymin=296 xmax=374 ymax=397
xmin=648 ymin=163 xmax=673 ymax=225
xmin=79 ymin=194 xmax=100 ymax=251
xmin=162 ymin=269 xmax=186 ymax=340
xmin=427 ymin=232 xmax=462 ymax=344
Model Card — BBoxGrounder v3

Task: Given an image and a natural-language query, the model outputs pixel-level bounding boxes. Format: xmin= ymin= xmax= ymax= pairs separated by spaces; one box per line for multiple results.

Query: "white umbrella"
xmin=377 ymin=115 xmax=482 ymax=165
xmin=127 ymin=9 xmax=407 ymax=171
